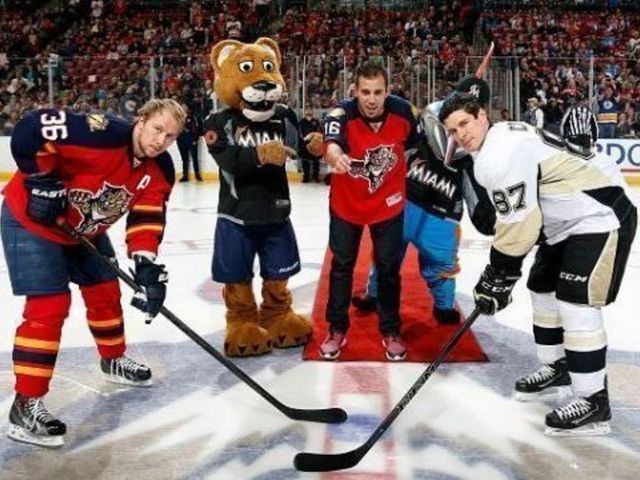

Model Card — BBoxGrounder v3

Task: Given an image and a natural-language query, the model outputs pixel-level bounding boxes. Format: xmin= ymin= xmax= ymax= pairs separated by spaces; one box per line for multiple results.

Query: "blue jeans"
xmin=1 ymin=202 xmax=118 ymax=296
xmin=367 ymin=201 xmax=460 ymax=310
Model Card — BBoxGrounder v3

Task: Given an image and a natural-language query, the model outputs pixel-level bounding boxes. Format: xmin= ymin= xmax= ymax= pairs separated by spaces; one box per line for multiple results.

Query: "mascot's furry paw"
xmin=304 ymin=132 xmax=323 ymax=158
xmin=224 ymin=323 xmax=273 ymax=357
xmin=223 ymin=282 xmax=272 ymax=357
xmin=263 ymin=310 xmax=312 ymax=349
xmin=259 ymin=279 xmax=312 ymax=348
xmin=256 ymin=140 xmax=296 ymax=166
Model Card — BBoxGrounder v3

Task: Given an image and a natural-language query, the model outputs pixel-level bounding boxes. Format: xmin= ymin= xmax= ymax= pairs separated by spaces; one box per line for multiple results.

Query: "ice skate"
xmin=7 ymin=394 xmax=66 ymax=448
xmin=101 ymin=356 xmax=153 ymax=387
xmin=515 ymin=358 xmax=572 ymax=402
xmin=545 ymin=388 xmax=611 ymax=437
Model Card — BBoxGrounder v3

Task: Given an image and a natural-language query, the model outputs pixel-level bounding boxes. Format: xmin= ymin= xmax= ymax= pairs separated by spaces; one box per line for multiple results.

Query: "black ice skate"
xmin=101 ymin=356 xmax=153 ymax=387
xmin=515 ymin=358 xmax=572 ymax=402
xmin=545 ymin=388 xmax=611 ymax=436
xmin=7 ymin=394 xmax=66 ymax=448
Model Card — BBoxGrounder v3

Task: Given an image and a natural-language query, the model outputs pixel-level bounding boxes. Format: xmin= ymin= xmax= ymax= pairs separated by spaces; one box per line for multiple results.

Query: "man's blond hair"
xmin=137 ymin=98 xmax=187 ymax=131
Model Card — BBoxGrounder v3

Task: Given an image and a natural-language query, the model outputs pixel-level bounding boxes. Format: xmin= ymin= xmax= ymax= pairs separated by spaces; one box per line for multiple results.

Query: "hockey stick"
xmin=294 ymin=307 xmax=482 ymax=471
xmin=59 ymin=221 xmax=347 ymax=424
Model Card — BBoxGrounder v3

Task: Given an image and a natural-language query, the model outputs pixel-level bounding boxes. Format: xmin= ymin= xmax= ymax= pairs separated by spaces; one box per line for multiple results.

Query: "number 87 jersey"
xmin=472 ymin=121 xmax=636 ymax=260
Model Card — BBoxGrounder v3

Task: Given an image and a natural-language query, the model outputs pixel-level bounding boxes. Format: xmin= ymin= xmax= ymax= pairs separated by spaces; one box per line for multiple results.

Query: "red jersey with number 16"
xmin=323 ymin=95 xmax=421 ymax=225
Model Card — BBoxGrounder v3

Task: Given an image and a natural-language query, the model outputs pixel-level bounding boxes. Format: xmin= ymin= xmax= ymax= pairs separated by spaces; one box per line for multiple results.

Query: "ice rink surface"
xmin=1 ymin=181 xmax=640 ymax=480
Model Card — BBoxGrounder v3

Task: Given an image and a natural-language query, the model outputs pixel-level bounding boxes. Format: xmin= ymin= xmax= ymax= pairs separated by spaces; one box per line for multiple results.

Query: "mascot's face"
xmin=211 ymin=38 xmax=285 ymax=122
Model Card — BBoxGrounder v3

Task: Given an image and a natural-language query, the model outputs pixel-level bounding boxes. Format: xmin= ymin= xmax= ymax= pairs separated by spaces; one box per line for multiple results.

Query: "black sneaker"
xmin=351 ymin=293 xmax=377 ymax=312
xmin=101 ymin=356 xmax=153 ymax=387
xmin=7 ymin=394 xmax=66 ymax=448
xmin=515 ymin=358 xmax=572 ymax=401
xmin=545 ymin=388 xmax=611 ymax=436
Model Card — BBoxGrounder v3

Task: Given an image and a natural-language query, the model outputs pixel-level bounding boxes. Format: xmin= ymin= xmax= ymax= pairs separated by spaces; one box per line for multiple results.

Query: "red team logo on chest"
xmin=68 ymin=182 xmax=134 ymax=234
xmin=349 ymin=144 xmax=398 ymax=193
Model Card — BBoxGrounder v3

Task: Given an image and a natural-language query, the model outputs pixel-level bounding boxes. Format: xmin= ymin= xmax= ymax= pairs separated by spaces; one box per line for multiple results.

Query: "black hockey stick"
xmin=294 ymin=307 xmax=482 ymax=471
xmin=59 ymin=221 xmax=347 ymax=424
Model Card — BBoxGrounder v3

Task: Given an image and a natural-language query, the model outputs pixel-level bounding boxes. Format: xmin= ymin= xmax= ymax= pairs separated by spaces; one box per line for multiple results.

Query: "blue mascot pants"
xmin=211 ymin=217 xmax=301 ymax=283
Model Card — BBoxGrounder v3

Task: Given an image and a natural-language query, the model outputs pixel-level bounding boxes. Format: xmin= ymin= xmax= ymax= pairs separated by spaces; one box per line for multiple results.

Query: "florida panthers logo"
xmin=68 ymin=183 xmax=133 ymax=234
xmin=349 ymin=144 xmax=398 ymax=193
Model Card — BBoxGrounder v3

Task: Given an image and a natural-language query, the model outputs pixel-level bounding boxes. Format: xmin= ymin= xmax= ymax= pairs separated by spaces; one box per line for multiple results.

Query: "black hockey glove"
xmin=473 ymin=264 xmax=521 ymax=315
xmin=130 ymin=255 xmax=168 ymax=321
xmin=24 ymin=174 xmax=67 ymax=225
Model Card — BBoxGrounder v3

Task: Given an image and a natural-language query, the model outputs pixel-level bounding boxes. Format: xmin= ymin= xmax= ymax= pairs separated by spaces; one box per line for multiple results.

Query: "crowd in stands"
xmin=483 ymin=4 xmax=640 ymax=137
xmin=1 ymin=0 xmax=640 ymax=140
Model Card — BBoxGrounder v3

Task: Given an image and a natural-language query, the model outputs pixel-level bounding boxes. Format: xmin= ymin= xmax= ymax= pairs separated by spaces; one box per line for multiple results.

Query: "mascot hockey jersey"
xmin=204 ymin=104 xmax=298 ymax=225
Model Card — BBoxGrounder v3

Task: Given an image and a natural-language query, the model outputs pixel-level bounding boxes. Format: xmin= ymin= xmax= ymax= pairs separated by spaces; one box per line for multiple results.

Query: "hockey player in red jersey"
xmin=1 ymin=99 xmax=186 ymax=447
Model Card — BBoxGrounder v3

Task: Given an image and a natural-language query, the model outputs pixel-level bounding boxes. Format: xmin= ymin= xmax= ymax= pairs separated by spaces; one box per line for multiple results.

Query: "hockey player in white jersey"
xmin=440 ymin=93 xmax=637 ymax=436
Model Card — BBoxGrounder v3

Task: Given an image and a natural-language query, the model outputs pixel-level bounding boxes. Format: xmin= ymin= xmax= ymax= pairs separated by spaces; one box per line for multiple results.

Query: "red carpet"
xmin=303 ymin=232 xmax=488 ymax=362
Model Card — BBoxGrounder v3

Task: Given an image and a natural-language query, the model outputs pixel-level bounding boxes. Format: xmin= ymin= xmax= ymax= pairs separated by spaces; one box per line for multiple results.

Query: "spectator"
xmin=177 ymin=105 xmax=202 ymax=182
xmin=524 ymin=97 xmax=544 ymax=128
xmin=544 ymin=97 xmax=565 ymax=133
xmin=597 ymin=85 xmax=620 ymax=138
xmin=298 ymin=106 xmax=322 ymax=183
xmin=615 ymin=111 xmax=635 ymax=138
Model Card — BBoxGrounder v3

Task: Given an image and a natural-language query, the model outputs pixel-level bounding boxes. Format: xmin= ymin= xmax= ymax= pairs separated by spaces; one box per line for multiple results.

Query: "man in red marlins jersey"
xmin=320 ymin=60 xmax=422 ymax=361
xmin=1 ymin=99 xmax=186 ymax=447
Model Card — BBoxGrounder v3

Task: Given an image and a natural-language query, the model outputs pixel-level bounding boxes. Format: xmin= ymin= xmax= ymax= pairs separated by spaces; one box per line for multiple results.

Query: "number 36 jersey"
xmin=2 ymin=109 xmax=174 ymax=255
xmin=473 ymin=121 xmax=636 ymax=261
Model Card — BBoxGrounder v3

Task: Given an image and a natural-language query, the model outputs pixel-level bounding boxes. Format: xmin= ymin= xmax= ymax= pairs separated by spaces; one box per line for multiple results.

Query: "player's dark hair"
xmin=354 ymin=60 xmax=389 ymax=88
xmin=438 ymin=93 xmax=483 ymax=124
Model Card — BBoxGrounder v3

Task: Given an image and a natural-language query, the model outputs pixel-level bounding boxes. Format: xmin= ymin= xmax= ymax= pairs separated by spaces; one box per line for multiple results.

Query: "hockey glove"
xmin=24 ymin=174 xmax=67 ymax=225
xmin=473 ymin=264 xmax=521 ymax=315
xmin=130 ymin=255 xmax=168 ymax=321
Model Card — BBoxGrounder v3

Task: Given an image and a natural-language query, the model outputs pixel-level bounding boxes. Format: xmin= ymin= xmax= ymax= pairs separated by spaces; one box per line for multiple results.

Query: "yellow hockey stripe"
xmin=88 ymin=317 xmax=123 ymax=328
xmin=533 ymin=312 xmax=561 ymax=329
xmin=14 ymin=365 xmax=53 ymax=378
xmin=564 ymin=328 xmax=607 ymax=352
xmin=126 ymin=224 xmax=164 ymax=235
xmin=131 ymin=205 xmax=163 ymax=213
xmin=95 ymin=336 xmax=125 ymax=346
xmin=15 ymin=337 xmax=60 ymax=351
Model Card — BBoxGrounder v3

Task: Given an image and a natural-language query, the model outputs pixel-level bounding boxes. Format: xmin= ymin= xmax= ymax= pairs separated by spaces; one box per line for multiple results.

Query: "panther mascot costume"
xmin=204 ymin=37 xmax=322 ymax=356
